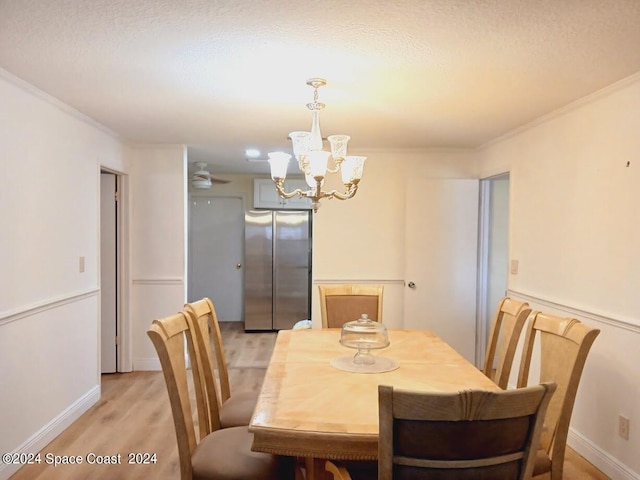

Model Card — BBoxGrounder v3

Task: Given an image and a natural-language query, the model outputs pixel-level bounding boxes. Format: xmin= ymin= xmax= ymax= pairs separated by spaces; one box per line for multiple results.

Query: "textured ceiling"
xmin=2 ymin=0 xmax=640 ymax=175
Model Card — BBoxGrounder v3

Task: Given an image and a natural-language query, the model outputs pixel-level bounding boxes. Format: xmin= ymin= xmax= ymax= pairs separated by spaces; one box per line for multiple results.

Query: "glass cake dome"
xmin=339 ymin=314 xmax=389 ymax=365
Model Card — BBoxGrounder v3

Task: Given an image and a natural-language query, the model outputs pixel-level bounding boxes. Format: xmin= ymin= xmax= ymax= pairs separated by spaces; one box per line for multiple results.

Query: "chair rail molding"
xmin=507 ymin=289 xmax=640 ymax=333
xmin=313 ymin=278 xmax=405 ymax=286
xmin=131 ymin=277 xmax=184 ymax=286
xmin=0 ymin=287 xmax=99 ymax=327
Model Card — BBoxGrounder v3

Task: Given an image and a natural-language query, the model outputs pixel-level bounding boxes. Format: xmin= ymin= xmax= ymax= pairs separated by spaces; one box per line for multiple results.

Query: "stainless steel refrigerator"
xmin=244 ymin=210 xmax=311 ymax=331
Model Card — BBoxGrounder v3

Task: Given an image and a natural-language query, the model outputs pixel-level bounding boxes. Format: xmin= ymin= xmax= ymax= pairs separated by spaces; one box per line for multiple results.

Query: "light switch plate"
xmin=619 ymin=415 xmax=630 ymax=440
xmin=510 ymin=259 xmax=519 ymax=275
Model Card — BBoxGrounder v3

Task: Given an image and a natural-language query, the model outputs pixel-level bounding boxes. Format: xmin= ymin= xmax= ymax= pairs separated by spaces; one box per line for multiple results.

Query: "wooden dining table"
xmin=249 ymin=328 xmax=500 ymax=479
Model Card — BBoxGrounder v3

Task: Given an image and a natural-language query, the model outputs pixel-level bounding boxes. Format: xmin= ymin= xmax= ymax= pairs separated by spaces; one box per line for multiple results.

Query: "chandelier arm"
xmin=324 ymin=184 xmax=359 ymax=201
xmin=325 ymin=157 xmax=343 ymax=175
xmin=273 ymin=179 xmax=308 ymax=199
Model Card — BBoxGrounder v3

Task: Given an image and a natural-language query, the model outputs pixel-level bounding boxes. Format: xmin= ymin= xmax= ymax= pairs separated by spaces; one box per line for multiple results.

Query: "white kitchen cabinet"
xmin=253 ymin=178 xmax=312 ymax=209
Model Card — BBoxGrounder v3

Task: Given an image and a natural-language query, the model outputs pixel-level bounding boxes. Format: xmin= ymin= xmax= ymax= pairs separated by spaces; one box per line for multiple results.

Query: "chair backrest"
xmin=147 ymin=312 xmax=207 ymax=480
xmin=318 ymin=284 xmax=383 ymax=328
xmin=184 ymin=298 xmax=228 ymax=436
xmin=517 ymin=312 xmax=600 ymax=480
xmin=483 ymin=297 xmax=532 ymax=389
xmin=377 ymin=382 xmax=556 ymax=480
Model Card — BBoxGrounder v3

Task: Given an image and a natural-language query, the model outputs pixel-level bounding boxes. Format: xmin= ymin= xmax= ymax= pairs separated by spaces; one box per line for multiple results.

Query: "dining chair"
xmin=147 ymin=312 xmax=294 ymax=480
xmin=325 ymin=382 xmax=556 ymax=480
xmin=517 ymin=312 xmax=600 ymax=480
xmin=318 ymin=284 xmax=384 ymax=328
xmin=483 ymin=297 xmax=532 ymax=389
xmin=184 ymin=298 xmax=258 ymax=431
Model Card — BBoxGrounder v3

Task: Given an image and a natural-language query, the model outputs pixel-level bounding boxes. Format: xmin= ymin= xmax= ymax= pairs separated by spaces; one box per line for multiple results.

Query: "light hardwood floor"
xmin=11 ymin=322 xmax=609 ymax=480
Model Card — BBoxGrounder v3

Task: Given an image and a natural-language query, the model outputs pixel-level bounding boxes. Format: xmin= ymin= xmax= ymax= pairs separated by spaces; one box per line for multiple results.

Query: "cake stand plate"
xmin=330 ymin=356 xmax=399 ymax=374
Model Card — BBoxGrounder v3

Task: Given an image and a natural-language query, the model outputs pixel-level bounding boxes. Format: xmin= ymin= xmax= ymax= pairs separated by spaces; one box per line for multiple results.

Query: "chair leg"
xmin=325 ymin=460 xmax=352 ymax=480
xmin=294 ymin=461 xmax=306 ymax=480
xmin=301 ymin=457 xmax=330 ymax=480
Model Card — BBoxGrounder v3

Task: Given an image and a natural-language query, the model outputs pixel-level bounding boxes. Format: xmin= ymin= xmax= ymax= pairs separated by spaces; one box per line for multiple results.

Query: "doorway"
xmin=476 ymin=173 xmax=510 ymax=367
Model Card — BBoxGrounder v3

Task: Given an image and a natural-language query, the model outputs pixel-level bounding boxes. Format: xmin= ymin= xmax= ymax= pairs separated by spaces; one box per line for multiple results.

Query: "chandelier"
xmin=267 ymin=78 xmax=366 ymax=212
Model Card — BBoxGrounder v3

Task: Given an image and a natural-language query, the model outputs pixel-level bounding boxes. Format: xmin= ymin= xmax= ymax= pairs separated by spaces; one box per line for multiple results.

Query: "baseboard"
xmin=133 ymin=357 xmax=161 ymax=371
xmin=0 ymin=385 xmax=100 ymax=480
xmin=569 ymin=429 xmax=639 ymax=480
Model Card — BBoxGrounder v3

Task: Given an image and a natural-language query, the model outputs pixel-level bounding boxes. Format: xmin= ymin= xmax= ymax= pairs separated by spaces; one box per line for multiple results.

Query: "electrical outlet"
xmin=619 ymin=415 xmax=630 ymax=440
xmin=79 ymin=256 xmax=85 ymax=273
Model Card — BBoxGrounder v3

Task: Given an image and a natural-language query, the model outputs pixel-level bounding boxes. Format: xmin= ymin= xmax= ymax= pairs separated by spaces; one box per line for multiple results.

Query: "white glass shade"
xmin=307 ymin=150 xmax=331 ymax=178
xmin=328 ymin=135 xmax=350 ymax=160
xmin=268 ymin=152 xmax=291 ymax=180
xmin=289 ymin=131 xmax=311 ymax=159
xmin=340 ymin=155 xmax=366 ymax=184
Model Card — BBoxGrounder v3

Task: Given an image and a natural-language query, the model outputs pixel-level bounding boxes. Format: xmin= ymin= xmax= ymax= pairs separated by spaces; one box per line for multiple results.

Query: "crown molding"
xmin=480 ymin=71 xmax=640 ymax=150
xmin=0 ymin=67 xmax=124 ymax=142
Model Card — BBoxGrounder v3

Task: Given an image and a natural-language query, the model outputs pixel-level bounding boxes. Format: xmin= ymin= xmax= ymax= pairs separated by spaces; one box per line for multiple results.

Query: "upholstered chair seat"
xmin=218 ymin=390 xmax=259 ymax=428
xmin=191 ymin=426 xmax=291 ymax=480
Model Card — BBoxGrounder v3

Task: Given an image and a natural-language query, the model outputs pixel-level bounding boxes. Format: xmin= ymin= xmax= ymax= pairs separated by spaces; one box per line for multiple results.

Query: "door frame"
xmin=475 ymin=172 xmax=510 ymax=368
xmin=99 ymin=167 xmax=131 ymax=372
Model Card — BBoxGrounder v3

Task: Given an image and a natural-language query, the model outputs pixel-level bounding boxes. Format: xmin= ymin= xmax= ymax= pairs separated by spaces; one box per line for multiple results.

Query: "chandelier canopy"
xmin=268 ymin=78 xmax=366 ymax=212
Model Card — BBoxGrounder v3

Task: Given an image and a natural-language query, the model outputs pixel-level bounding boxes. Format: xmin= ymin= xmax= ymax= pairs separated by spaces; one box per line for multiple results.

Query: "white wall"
xmin=479 ymin=73 xmax=640 ymax=479
xmin=311 ymin=149 xmax=478 ymax=329
xmin=0 ymin=70 xmax=189 ymax=478
xmin=0 ymin=70 xmax=128 ymax=479
xmin=130 ymin=145 xmax=188 ymax=370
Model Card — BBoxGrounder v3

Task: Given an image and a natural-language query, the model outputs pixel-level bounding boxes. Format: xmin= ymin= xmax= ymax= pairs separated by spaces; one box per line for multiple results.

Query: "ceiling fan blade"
xmin=211 ymin=177 xmax=231 ymax=184
xmin=192 ymin=162 xmax=231 ymax=185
